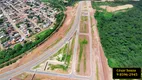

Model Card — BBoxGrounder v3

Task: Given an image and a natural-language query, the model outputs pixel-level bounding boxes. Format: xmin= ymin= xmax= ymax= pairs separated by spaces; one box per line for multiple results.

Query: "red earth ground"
xmin=11 ymin=73 xmax=77 ymax=80
xmin=90 ymin=4 xmax=113 ymax=80
xmin=76 ymin=2 xmax=91 ymax=76
xmin=80 ymin=16 xmax=89 ymax=33
xmin=76 ymin=35 xmax=91 ymax=76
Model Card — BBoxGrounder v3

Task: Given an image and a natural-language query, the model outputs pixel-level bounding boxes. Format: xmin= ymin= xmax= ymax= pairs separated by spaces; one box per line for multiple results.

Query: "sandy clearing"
xmin=11 ymin=72 xmax=77 ymax=80
xmin=0 ymin=5 xmax=77 ymax=74
xmin=100 ymin=4 xmax=133 ymax=12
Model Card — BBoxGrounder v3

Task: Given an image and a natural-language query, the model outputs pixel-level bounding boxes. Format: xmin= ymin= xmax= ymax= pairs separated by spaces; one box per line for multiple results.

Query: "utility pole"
xmin=31 ymin=69 xmax=37 ymax=80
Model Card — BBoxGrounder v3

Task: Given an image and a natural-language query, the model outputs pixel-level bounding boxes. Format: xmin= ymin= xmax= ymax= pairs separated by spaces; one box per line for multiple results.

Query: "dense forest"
xmin=92 ymin=1 xmax=142 ymax=68
xmin=41 ymin=0 xmax=78 ymax=7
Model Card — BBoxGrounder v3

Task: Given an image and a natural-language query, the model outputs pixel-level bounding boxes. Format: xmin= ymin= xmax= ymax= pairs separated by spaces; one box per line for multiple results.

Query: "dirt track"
xmin=90 ymin=5 xmax=113 ymax=80
xmin=11 ymin=73 xmax=77 ymax=80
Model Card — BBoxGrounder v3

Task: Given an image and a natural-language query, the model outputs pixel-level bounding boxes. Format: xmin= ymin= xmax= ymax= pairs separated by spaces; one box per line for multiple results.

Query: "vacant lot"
xmin=11 ymin=72 xmax=77 ymax=80
xmin=80 ymin=16 xmax=89 ymax=33
xmin=80 ymin=1 xmax=89 ymax=33
xmin=76 ymin=35 xmax=90 ymax=76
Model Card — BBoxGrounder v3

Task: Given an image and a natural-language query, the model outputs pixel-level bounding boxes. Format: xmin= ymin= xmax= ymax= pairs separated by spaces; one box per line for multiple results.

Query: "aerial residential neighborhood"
xmin=0 ymin=0 xmax=57 ymax=49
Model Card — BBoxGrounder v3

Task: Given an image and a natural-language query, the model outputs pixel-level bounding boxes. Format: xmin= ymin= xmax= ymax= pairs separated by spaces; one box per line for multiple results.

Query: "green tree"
xmin=14 ymin=44 xmax=23 ymax=51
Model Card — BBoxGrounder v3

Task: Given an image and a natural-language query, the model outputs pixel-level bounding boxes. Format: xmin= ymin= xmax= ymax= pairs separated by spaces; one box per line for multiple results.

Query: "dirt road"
xmin=90 ymin=3 xmax=113 ymax=80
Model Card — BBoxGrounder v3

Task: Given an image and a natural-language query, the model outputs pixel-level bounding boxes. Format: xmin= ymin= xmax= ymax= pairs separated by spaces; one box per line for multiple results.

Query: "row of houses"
xmin=0 ymin=9 xmax=22 ymax=48
xmin=0 ymin=0 xmax=58 ymax=49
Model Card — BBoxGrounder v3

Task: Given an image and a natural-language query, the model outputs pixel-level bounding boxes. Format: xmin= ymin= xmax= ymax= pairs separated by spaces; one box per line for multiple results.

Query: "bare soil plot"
xmin=100 ymin=4 xmax=133 ymax=12
xmin=11 ymin=72 xmax=77 ymax=80
xmin=80 ymin=2 xmax=89 ymax=33
xmin=0 ymin=6 xmax=77 ymax=74
xmin=76 ymin=35 xmax=90 ymax=76
xmin=80 ymin=16 xmax=89 ymax=33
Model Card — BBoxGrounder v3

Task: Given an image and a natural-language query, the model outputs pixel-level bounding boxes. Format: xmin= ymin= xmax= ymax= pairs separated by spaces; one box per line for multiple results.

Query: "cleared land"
xmin=75 ymin=1 xmax=90 ymax=76
xmin=90 ymin=2 xmax=112 ymax=80
xmin=80 ymin=2 xmax=89 ymax=33
xmin=76 ymin=35 xmax=90 ymax=76
xmin=80 ymin=16 xmax=89 ymax=33
xmin=100 ymin=4 xmax=133 ymax=12
xmin=11 ymin=72 xmax=77 ymax=80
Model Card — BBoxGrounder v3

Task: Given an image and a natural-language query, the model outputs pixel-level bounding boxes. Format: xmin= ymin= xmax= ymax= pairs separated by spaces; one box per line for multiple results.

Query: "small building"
xmin=0 ymin=31 xmax=6 ymax=39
